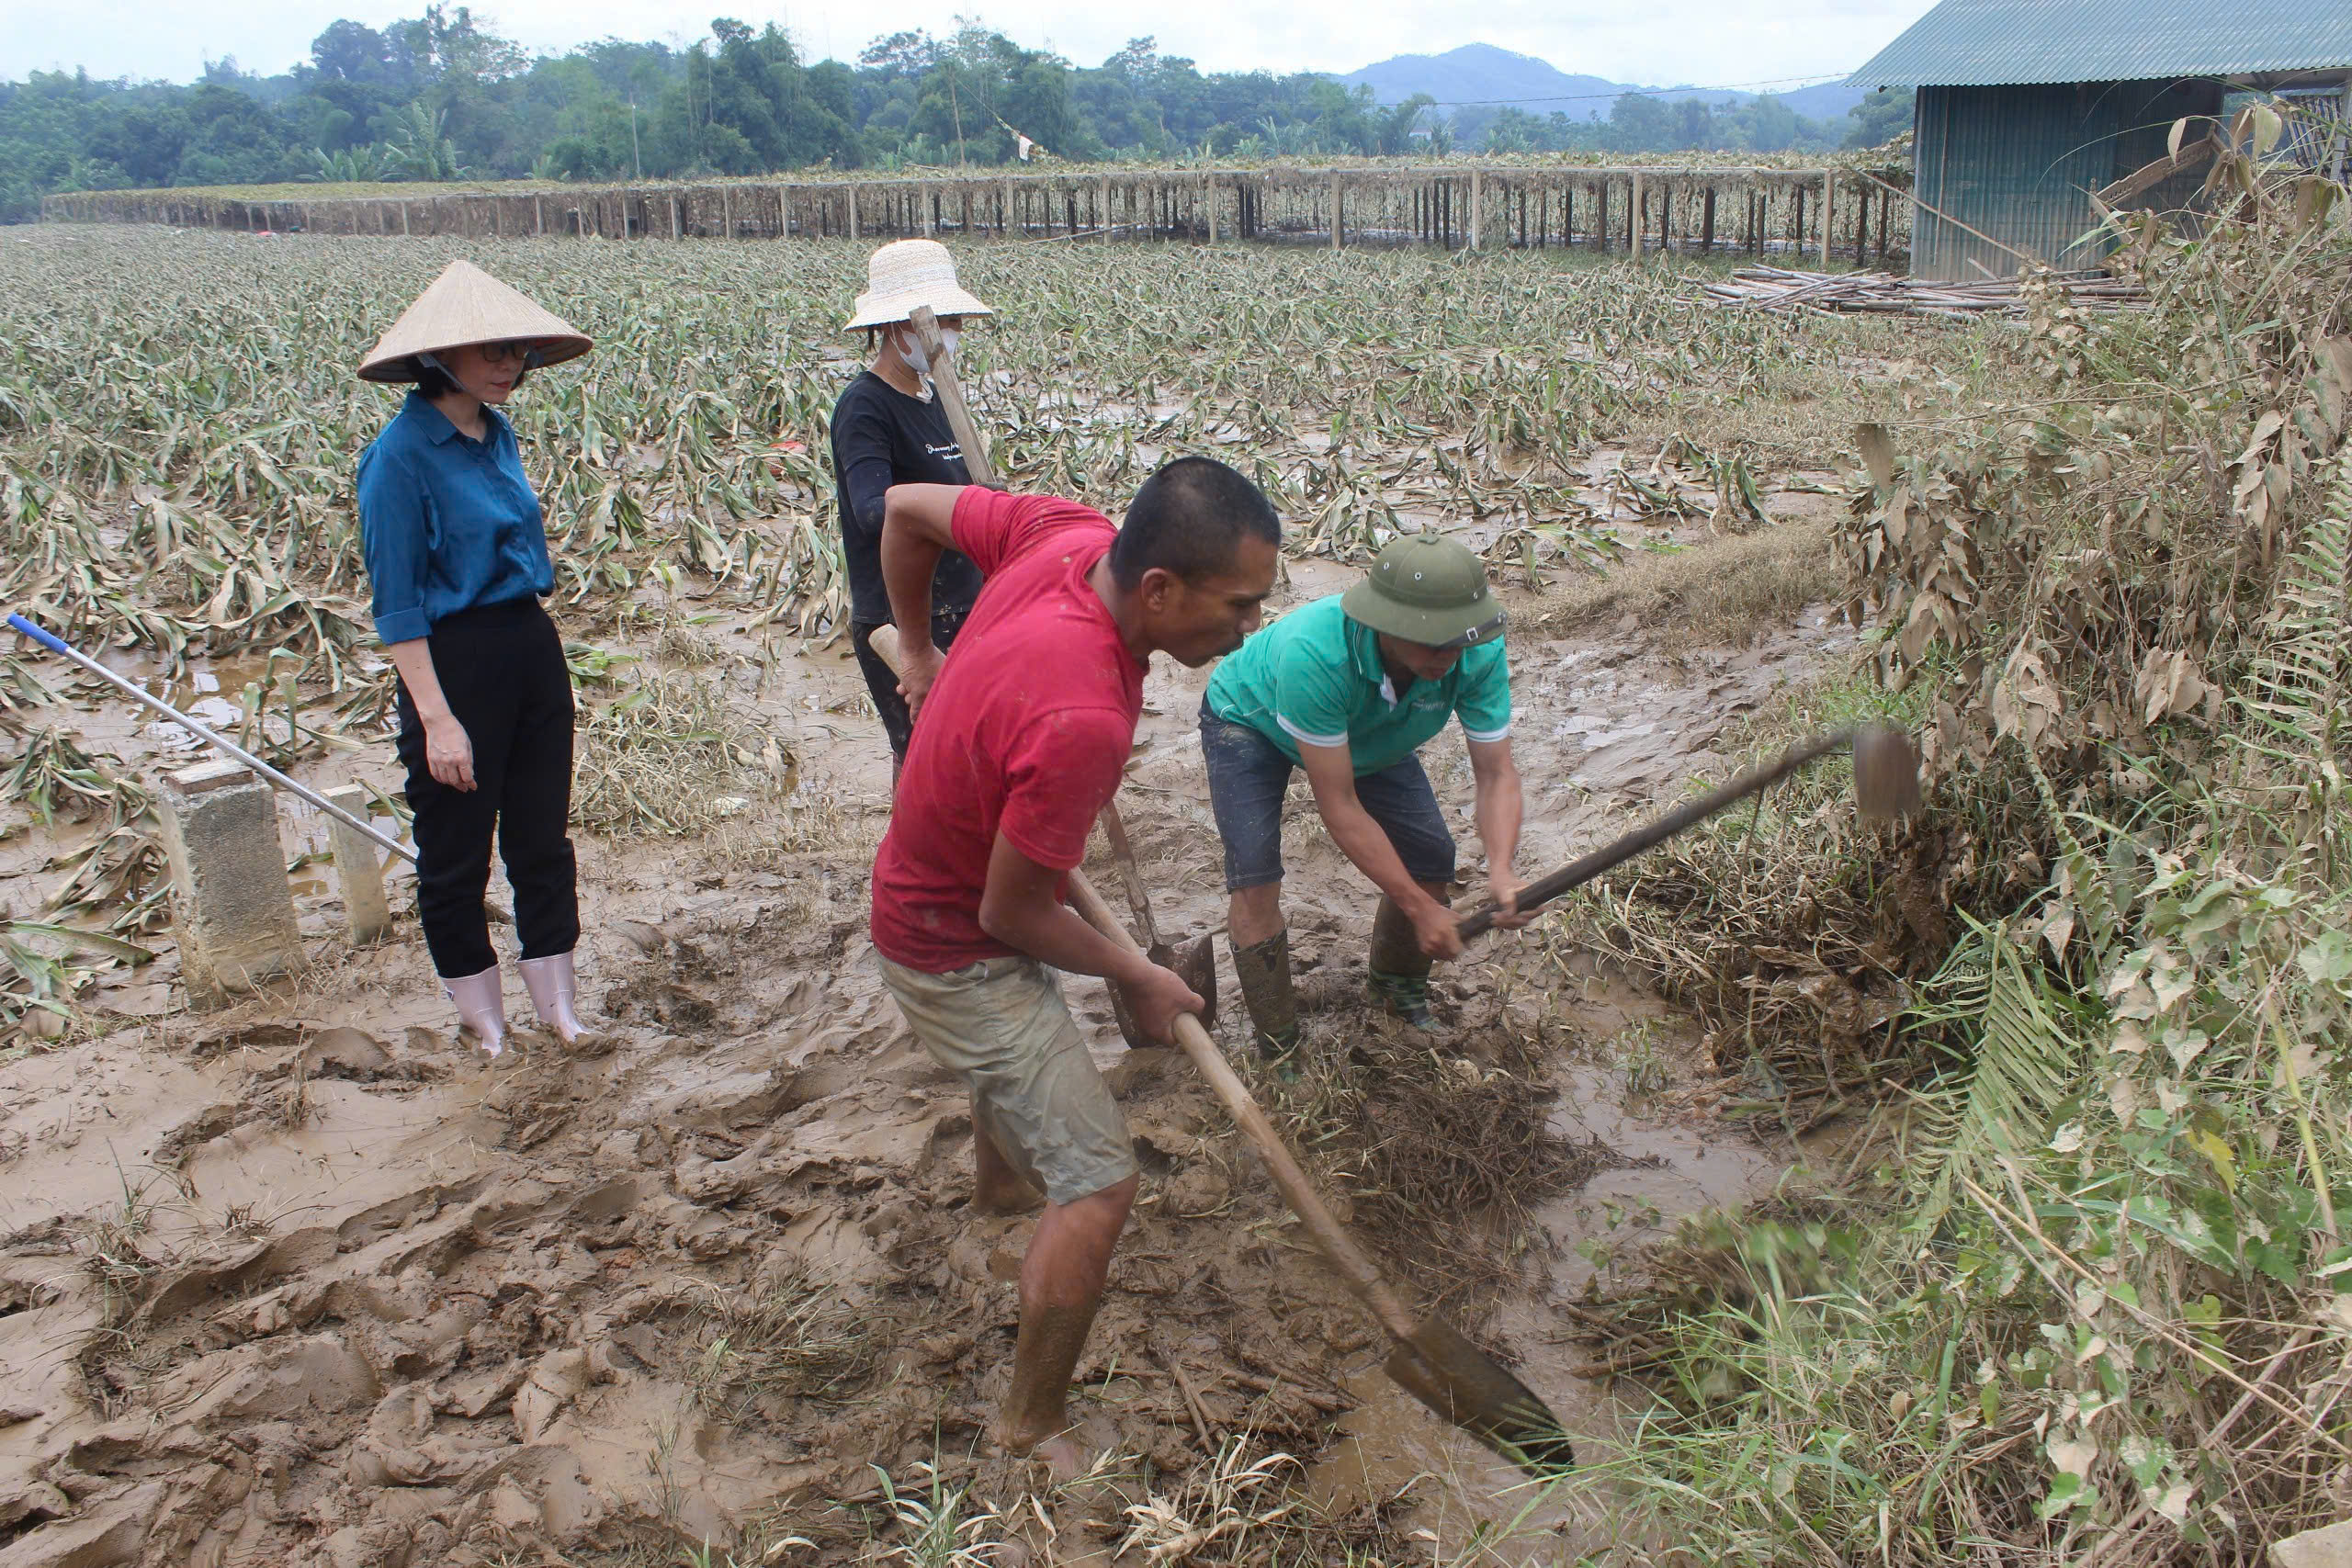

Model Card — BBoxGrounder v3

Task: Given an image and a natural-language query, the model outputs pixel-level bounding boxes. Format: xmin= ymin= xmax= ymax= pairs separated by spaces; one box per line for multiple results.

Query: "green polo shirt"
xmin=1204 ymin=593 xmax=1511 ymax=775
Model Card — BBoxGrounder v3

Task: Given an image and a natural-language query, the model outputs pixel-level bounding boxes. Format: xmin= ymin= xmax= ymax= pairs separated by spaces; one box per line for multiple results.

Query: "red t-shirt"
xmin=869 ymin=488 xmax=1144 ymax=973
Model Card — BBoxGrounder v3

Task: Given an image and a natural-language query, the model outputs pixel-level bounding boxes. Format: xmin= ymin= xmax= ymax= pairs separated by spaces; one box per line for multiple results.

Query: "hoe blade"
xmin=1853 ymin=724 xmax=1925 ymax=821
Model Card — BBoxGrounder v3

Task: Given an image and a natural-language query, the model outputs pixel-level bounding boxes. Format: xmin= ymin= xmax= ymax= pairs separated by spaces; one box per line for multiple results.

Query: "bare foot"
xmin=999 ymin=1424 xmax=1090 ymax=1483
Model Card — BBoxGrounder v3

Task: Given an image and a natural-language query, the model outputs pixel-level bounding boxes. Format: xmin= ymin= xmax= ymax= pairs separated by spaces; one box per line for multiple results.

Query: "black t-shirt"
xmin=829 ymin=370 xmax=983 ymax=626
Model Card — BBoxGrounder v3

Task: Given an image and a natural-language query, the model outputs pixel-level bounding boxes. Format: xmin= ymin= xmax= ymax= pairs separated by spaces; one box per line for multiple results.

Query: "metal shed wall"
xmin=1912 ymin=78 xmax=2223 ymax=280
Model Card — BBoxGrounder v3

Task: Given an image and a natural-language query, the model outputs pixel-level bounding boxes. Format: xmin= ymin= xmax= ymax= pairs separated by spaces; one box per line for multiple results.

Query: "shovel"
xmin=891 ymin=309 xmax=1218 ymax=1041
xmin=1455 ymin=724 xmax=1923 ymax=940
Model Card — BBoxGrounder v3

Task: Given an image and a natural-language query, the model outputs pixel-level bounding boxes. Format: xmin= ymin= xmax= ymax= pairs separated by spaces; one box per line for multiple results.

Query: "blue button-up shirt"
xmin=355 ymin=391 xmax=554 ymax=645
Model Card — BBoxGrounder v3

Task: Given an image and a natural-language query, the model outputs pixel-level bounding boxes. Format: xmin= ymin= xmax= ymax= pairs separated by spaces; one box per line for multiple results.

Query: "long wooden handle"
xmin=908 ymin=305 xmax=1001 ymax=490
xmin=1094 ymin=800 xmax=1160 ymax=950
xmin=1062 ymin=871 xmax=1420 ymax=1342
xmin=1455 ymin=728 xmax=1853 ymax=941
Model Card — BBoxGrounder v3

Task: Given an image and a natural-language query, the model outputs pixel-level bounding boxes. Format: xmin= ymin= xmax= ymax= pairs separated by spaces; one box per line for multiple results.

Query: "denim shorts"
xmin=876 ymin=953 xmax=1137 ymax=1206
xmin=1200 ymin=700 xmax=1456 ymax=893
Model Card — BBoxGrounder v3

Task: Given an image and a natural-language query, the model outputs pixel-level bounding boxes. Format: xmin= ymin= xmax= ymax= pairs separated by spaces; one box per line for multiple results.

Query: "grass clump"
xmin=1539 ymin=516 xmax=1839 ymax=647
xmin=683 ymin=1264 xmax=881 ymax=1425
xmin=573 ymin=668 xmax=794 ymax=840
xmin=1243 ymin=995 xmax=1611 ymax=1313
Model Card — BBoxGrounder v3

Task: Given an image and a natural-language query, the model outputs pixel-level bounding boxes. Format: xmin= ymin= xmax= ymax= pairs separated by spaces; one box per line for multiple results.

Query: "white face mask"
xmin=895 ymin=324 xmax=960 ymax=374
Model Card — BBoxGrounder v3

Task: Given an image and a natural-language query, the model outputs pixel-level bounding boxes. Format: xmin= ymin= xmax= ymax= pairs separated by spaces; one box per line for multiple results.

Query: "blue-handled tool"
xmin=7 ymin=613 xmax=415 ymax=864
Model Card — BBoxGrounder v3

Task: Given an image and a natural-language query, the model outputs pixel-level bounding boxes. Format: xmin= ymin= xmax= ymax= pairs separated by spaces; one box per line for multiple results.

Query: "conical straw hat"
xmin=844 ymin=240 xmax=994 ymax=332
xmin=358 ymin=260 xmax=593 ymax=383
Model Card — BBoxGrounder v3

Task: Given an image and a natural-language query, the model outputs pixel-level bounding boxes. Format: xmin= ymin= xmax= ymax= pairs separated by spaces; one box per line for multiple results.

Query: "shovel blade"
xmin=1383 ymin=1314 xmax=1576 ymax=1477
xmin=1109 ymin=937 xmax=1220 ymax=1049
xmin=1160 ymin=934 xmax=1218 ymax=1031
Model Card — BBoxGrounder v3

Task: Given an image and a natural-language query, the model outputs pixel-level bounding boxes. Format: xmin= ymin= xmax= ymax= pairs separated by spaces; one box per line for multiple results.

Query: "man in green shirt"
xmin=1200 ymin=533 xmax=1532 ymax=1055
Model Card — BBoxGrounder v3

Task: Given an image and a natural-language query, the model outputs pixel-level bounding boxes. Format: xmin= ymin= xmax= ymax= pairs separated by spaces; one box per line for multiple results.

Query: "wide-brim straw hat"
xmin=358 ymin=259 xmax=593 ymax=383
xmin=844 ymin=239 xmax=993 ymax=332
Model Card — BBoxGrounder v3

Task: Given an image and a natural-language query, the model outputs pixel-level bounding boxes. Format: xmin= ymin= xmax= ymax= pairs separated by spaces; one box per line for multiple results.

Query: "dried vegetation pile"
xmin=1561 ymin=108 xmax=2352 ymax=1565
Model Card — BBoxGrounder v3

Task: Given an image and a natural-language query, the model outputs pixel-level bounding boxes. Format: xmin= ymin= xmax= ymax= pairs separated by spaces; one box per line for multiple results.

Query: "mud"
xmin=0 ymin=504 xmax=1860 ymax=1562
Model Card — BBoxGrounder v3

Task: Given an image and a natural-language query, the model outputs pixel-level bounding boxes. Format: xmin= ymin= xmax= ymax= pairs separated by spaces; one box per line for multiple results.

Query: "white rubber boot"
xmin=517 ymin=952 xmax=589 ymax=1046
xmin=442 ymin=965 xmax=507 ymax=1056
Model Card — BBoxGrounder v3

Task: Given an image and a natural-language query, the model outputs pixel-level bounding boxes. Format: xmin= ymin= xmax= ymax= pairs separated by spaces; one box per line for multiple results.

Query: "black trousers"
xmin=851 ymin=604 xmax=972 ymax=763
xmin=394 ymin=598 xmax=579 ymax=978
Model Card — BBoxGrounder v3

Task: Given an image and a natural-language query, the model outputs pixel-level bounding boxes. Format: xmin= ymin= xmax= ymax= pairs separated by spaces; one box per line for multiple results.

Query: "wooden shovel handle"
xmin=1094 ymin=799 xmax=1161 ymax=950
xmin=1062 ymin=870 xmax=1422 ymax=1343
xmin=908 ymin=305 xmax=1001 ymax=490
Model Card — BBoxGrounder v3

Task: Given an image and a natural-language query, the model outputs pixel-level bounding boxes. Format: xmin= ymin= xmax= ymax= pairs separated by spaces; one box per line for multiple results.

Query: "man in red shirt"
xmin=872 ymin=457 xmax=1280 ymax=1475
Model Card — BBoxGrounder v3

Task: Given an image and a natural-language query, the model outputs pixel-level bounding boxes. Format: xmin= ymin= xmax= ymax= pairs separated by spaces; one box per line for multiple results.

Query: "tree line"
xmin=0 ymin=5 xmax=1907 ymax=222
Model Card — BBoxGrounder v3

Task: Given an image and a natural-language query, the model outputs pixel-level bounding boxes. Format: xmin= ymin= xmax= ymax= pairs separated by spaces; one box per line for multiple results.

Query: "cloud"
xmin=4 ymin=0 xmax=1937 ymax=91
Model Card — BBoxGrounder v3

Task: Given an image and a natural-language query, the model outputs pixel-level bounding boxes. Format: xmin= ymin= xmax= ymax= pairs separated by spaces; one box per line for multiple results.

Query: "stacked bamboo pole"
xmin=40 ymin=164 xmax=1912 ymax=263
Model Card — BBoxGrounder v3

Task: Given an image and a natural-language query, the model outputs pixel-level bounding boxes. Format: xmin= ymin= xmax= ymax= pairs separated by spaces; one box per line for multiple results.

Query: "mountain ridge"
xmin=1338 ymin=42 xmax=1865 ymax=125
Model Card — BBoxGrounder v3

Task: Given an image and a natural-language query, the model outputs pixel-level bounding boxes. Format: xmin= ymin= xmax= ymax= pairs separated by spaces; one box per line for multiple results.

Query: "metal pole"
xmin=7 ymin=614 xmax=415 ymax=863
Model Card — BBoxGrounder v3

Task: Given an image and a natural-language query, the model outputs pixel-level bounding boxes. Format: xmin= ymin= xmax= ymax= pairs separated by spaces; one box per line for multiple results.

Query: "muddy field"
xmin=0 ymin=226 xmax=1972 ymax=1565
xmin=0 ymin=550 xmax=1863 ymax=1566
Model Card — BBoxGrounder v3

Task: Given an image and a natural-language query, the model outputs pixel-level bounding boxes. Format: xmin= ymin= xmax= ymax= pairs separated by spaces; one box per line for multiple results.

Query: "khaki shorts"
xmin=876 ymin=953 xmax=1137 ymax=1205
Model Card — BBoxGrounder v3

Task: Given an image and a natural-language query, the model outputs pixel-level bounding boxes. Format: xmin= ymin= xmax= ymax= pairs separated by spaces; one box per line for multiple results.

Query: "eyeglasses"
xmin=476 ymin=341 xmax=544 ymax=367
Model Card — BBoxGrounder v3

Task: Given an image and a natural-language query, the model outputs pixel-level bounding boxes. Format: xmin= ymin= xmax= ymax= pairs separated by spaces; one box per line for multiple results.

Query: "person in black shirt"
xmin=830 ymin=240 xmax=995 ymax=767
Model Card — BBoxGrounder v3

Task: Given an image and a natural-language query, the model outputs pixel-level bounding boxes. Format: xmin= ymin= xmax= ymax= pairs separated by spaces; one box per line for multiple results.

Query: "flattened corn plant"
xmin=0 ymin=225 xmax=1954 ymax=1025
xmin=1 ymin=225 xmax=1919 ymax=674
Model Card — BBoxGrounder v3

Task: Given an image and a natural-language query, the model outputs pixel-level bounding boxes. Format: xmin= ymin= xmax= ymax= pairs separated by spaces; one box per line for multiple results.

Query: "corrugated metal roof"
xmin=1849 ymin=0 xmax=2352 ymax=89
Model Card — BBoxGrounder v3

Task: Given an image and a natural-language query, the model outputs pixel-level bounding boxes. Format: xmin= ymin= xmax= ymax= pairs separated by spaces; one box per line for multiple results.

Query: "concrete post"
xmin=322 ymin=784 xmax=392 ymax=947
xmin=1330 ymin=175 xmax=1342 ymax=251
xmin=1206 ymin=177 xmax=1218 ymax=244
xmin=847 ymin=186 xmax=858 ymax=242
xmin=1821 ymin=171 xmax=1836 ymax=265
xmin=1631 ymin=171 xmax=1645 ymax=261
xmin=1469 ymin=168 xmax=1482 ymax=250
xmin=922 ymin=186 xmax=934 ymax=236
xmin=158 ymin=761 xmax=301 ymax=1009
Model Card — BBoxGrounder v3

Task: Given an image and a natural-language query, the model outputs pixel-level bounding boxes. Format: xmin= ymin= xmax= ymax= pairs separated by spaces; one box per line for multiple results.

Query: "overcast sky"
xmin=6 ymin=0 xmax=1938 ymax=92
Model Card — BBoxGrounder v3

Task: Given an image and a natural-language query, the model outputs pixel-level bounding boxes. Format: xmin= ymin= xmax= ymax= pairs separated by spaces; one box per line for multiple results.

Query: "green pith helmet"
xmin=1340 ymin=533 xmax=1505 ymax=649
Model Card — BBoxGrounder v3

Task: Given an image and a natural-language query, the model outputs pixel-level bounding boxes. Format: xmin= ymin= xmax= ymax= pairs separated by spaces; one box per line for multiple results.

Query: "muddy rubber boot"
xmin=517 ymin=952 xmax=589 ymax=1046
xmin=1366 ymin=895 xmax=1437 ymax=1030
xmin=1229 ymin=931 xmax=1300 ymax=1061
xmin=443 ymin=964 xmax=507 ymax=1056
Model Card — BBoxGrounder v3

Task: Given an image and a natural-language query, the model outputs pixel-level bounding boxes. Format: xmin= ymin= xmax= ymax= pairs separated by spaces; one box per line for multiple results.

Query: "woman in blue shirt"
xmin=355 ymin=260 xmax=594 ymax=1055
